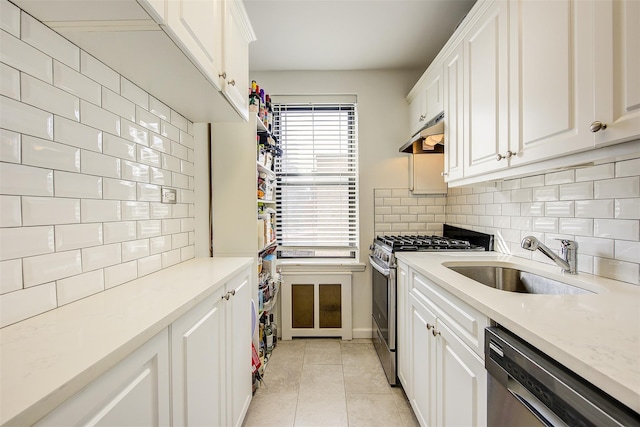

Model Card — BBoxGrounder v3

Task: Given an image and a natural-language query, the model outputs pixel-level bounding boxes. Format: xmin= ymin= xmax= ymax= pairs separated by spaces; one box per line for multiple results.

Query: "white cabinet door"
xmin=221 ymin=0 xmax=251 ymax=121
xmin=435 ymin=321 xmax=487 ymax=427
xmin=409 ymin=292 xmax=437 ymax=427
xmin=36 ymin=330 xmax=170 ymax=427
xmin=508 ymin=0 xmax=595 ymax=166
xmin=396 ymin=262 xmax=410 ymax=391
xmin=424 ymin=67 xmax=443 ymax=124
xmin=167 ymin=0 xmax=224 ymax=90
xmin=594 ymin=0 xmax=640 ymax=147
xmin=443 ymin=43 xmax=464 ymax=182
xmin=463 ymin=0 xmax=509 ymax=177
xmin=171 ymin=287 xmax=226 ymax=427
xmin=409 ymin=83 xmax=428 ymax=136
xmin=226 ymin=270 xmax=252 ymax=427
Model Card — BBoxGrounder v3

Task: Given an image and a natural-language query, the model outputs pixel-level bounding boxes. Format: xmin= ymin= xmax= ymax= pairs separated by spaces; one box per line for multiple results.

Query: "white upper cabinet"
xmin=167 ymin=0 xmax=225 ymax=91
xmin=508 ymin=0 xmax=596 ymax=166
xmin=443 ymin=43 xmax=464 ymax=182
xmin=462 ymin=0 xmax=510 ymax=178
xmin=425 ymin=67 xmax=444 ymax=125
xmin=408 ymin=62 xmax=444 ymax=136
xmin=409 ymin=81 xmax=428 ymax=136
xmin=594 ymin=0 xmax=640 ymax=147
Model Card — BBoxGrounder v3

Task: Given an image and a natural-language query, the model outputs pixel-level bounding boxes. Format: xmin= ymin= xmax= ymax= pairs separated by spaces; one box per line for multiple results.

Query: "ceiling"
xmin=244 ymin=0 xmax=476 ymax=72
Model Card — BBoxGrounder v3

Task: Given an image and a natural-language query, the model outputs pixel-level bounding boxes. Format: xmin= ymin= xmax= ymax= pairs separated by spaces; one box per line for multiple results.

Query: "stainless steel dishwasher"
xmin=485 ymin=326 xmax=640 ymax=427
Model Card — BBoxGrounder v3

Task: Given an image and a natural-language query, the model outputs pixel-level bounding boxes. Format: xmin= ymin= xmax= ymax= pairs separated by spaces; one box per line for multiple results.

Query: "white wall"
xmin=0 ymin=2 xmax=196 ymax=327
xmin=251 ymin=70 xmax=421 ymax=337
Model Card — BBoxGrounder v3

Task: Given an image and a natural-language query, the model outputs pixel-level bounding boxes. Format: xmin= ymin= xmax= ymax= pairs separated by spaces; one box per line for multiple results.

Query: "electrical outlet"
xmin=161 ymin=187 xmax=177 ymax=204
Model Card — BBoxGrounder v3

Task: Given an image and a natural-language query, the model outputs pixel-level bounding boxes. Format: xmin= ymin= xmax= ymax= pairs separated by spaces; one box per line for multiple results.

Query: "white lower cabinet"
xmin=400 ymin=266 xmax=488 ymax=427
xmin=36 ymin=329 xmax=171 ymax=427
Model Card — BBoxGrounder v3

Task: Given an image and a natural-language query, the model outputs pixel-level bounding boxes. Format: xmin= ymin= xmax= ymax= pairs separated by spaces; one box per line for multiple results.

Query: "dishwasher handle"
xmin=508 ymin=378 xmax=567 ymax=427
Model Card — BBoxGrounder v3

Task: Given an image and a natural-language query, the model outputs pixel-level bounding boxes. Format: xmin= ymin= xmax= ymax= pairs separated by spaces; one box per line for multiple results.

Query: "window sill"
xmin=277 ymin=259 xmax=367 ymax=273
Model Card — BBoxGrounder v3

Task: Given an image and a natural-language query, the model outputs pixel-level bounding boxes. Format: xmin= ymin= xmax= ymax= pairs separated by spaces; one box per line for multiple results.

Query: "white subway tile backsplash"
xmin=162 ymin=153 xmax=181 ymax=172
xmin=53 ymin=61 xmax=101 ymax=105
xmin=161 ymin=249 xmax=181 ymax=268
xmin=80 ymin=51 xmax=119 ymax=92
xmin=57 ymin=269 xmax=104 ymax=306
xmin=104 ymin=261 xmax=137 ymax=289
xmin=559 ymin=182 xmax=593 ymax=200
xmin=615 ymin=240 xmax=640 ymax=264
xmin=0 ymin=0 xmax=20 ymax=36
xmin=171 ymin=141 xmax=188 ymax=160
xmin=0 ymin=195 xmax=21 ymax=227
xmin=616 ymin=158 xmax=640 ymax=178
xmin=102 ymin=87 xmax=135 ymax=121
xmin=137 ymin=183 xmax=161 ymax=201
xmin=103 ymin=221 xmax=136 ymax=244
xmin=136 ymin=106 xmax=160 ymax=133
xmin=172 ymin=172 xmax=189 ymax=189
xmin=82 ymin=243 xmax=121 ymax=271
xmin=545 ymin=201 xmax=574 ymax=217
xmin=180 ymin=131 xmax=194 ymax=150
xmin=180 ymin=189 xmax=194 ymax=204
xmin=21 ymin=12 xmax=79 ymax=70
xmin=575 ymin=163 xmax=615 ymax=182
xmin=521 ymin=202 xmax=543 ymax=217
xmin=103 ymin=178 xmax=136 ymax=200
xmin=615 ymin=199 xmax=640 ymax=219
xmin=0 ymin=94 xmax=54 ymax=140
xmin=594 ymin=257 xmax=639 ymax=285
xmin=122 ymin=239 xmax=150 ymax=262
xmin=149 ymin=133 xmax=171 ymax=154
xmin=0 ymin=258 xmax=22 ymax=295
xmin=21 ymin=73 xmax=80 ymax=121
xmin=102 ymin=133 xmax=136 ymax=161
xmin=121 ymin=118 xmax=149 ymax=146
xmin=149 ymin=97 xmax=170 ymax=120
xmin=180 ymin=160 xmax=194 ymax=176
xmin=22 ymin=197 xmax=80 ymax=226
xmin=162 ymin=219 xmax=181 ymax=234
xmin=54 ymin=171 xmax=101 ymax=199
xmin=594 ymin=177 xmax=640 ymax=199
xmin=54 ymin=116 xmax=103 ymax=152
xmin=55 ymin=223 xmax=103 ymax=251
xmin=121 ymin=78 xmax=148 ymax=109
xmin=150 ymin=202 xmax=172 ymax=219
xmin=0 ymin=282 xmax=57 ymax=327
xmin=171 ymin=111 xmax=188 ymax=132
xmin=81 ymin=150 xmax=120 ymax=178
xmin=0 ymin=128 xmax=21 ymax=163
xmin=0 ymin=62 xmax=20 ymax=100
xmin=22 ymin=250 xmax=81 ymax=287
xmin=122 ymin=201 xmax=150 ymax=220
xmin=80 ymin=100 xmax=120 ymax=135
xmin=138 ymin=254 xmax=161 ymax=276
xmin=181 ymin=245 xmax=195 ymax=261
xmin=137 ymin=145 xmax=161 ymax=167
xmin=575 ymin=236 xmax=614 ymax=258
xmin=81 ymin=199 xmax=121 ymax=223
xmin=150 ymin=235 xmax=172 ymax=254
xmin=0 ymin=163 xmax=53 ymax=196
xmin=545 ymin=170 xmax=574 ymax=185
xmin=594 ymin=219 xmax=639 ymax=241
xmin=532 ymin=217 xmax=558 ymax=233
xmin=558 ymin=218 xmax=593 ymax=236
xmin=172 ymin=233 xmax=188 ymax=249
xmin=137 ymin=220 xmax=161 ymax=238
xmin=575 ymin=200 xmax=614 ymax=218
xmin=161 ymin=120 xmax=180 ymax=141
xmin=501 ymin=179 xmax=521 ymax=191
xmin=22 ymin=136 xmax=80 ymax=173
xmin=521 ymin=175 xmax=544 ymax=188
xmin=122 ymin=161 xmax=150 ymax=183
xmin=0 ymin=29 xmax=52 ymax=83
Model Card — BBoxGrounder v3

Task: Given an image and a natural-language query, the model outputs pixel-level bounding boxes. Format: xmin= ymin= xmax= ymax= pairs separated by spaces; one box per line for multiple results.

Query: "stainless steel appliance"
xmin=369 ymin=224 xmax=493 ymax=385
xmin=486 ymin=326 xmax=640 ymax=426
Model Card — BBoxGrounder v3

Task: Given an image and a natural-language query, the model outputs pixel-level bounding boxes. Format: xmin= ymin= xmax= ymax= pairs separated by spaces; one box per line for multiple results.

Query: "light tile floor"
xmin=242 ymin=338 xmax=420 ymax=427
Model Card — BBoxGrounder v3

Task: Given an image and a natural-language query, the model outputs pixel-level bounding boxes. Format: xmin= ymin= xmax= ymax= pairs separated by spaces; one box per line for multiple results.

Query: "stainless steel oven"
xmin=369 ymin=225 xmax=493 ymax=386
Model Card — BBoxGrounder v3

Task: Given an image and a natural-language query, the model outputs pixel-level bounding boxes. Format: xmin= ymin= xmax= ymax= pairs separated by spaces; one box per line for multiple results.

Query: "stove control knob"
xmin=369 ymin=244 xmax=375 ymax=251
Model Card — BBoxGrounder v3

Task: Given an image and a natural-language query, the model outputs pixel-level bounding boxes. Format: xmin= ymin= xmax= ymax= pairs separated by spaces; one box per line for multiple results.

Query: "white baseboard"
xmin=352 ymin=328 xmax=373 ymax=339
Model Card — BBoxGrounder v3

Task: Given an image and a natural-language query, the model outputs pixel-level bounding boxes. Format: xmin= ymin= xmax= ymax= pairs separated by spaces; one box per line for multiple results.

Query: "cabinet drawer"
xmin=409 ymin=270 xmax=489 ymax=358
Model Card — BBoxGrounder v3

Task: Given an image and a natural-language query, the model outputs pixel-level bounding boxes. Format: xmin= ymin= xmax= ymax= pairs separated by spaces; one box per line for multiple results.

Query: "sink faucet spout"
xmin=521 ymin=236 xmax=578 ymax=274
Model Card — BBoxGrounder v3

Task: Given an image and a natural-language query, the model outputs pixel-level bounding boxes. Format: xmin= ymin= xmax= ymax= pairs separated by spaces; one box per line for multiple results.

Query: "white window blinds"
xmin=273 ymin=99 xmax=359 ymax=258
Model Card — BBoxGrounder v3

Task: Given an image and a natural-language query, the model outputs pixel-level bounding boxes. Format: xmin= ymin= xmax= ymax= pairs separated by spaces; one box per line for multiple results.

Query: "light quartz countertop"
xmin=0 ymin=256 xmax=253 ymax=426
xmin=396 ymin=251 xmax=640 ymax=414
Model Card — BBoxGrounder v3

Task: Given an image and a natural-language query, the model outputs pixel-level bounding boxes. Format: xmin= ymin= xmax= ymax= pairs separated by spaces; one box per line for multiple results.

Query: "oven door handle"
xmin=369 ymin=255 xmax=391 ymax=277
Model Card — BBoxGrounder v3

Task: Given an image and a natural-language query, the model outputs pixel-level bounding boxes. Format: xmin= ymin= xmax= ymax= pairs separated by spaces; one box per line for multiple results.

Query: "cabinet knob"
xmin=426 ymin=323 xmax=434 ymax=330
xmin=223 ymin=292 xmax=231 ymax=300
xmin=590 ymin=121 xmax=607 ymax=133
xmin=218 ymin=72 xmax=227 ymax=79
xmin=228 ymin=80 xmax=236 ymax=86
xmin=419 ymin=114 xmax=426 ymax=122
xmin=496 ymin=150 xmax=516 ymax=161
xmin=441 ymin=172 xmax=448 ymax=177
xmin=230 ymin=289 xmax=236 ymax=296
xmin=432 ymin=328 xmax=440 ymax=337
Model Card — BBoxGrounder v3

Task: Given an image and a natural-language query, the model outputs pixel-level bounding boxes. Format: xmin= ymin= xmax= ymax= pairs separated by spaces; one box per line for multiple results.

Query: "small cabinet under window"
xmin=281 ymin=273 xmax=352 ymax=340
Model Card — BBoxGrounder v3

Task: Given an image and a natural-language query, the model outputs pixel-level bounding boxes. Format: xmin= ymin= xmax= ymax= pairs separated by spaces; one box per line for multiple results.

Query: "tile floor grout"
xmin=242 ymin=338 xmax=419 ymax=427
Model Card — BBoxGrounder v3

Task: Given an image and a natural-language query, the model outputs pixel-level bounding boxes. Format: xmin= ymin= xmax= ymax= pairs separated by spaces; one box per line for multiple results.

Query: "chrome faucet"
xmin=521 ymin=236 xmax=578 ymax=274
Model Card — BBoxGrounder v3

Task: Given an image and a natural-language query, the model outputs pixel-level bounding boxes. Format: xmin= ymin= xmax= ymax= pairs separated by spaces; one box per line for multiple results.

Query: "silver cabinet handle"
xmin=590 ymin=121 xmax=607 ymax=132
xmin=228 ymin=80 xmax=236 ymax=86
xmin=426 ymin=323 xmax=434 ymax=330
xmin=431 ymin=328 xmax=440 ymax=337
xmin=223 ymin=292 xmax=231 ymax=300
xmin=419 ymin=114 xmax=426 ymax=122
xmin=441 ymin=172 xmax=448 ymax=177
xmin=496 ymin=150 xmax=516 ymax=161
xmin=218 ymin=72 xmax=227 ymax=79
xmin=230 ymin=289 xmax=236 ymax=296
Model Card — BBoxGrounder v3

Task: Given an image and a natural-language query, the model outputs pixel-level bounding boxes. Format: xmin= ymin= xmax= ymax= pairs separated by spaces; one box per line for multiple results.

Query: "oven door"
xmin=369 ymin=256 xmax=396 ymax=350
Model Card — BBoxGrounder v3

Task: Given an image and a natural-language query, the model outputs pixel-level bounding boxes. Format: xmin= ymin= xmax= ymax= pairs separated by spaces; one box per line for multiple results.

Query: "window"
xmin=273 ymin=97 xmax=359 ymax=258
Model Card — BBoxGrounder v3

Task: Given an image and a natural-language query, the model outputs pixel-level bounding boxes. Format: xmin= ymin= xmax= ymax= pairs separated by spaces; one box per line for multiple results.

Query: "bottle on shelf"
xmin=270 ymin=313 xmax=278 ymax=349
xmin=249 ymin=80 xmax=259 ymax=113
xmin=265 ymin=315 xmax=274 ymax=354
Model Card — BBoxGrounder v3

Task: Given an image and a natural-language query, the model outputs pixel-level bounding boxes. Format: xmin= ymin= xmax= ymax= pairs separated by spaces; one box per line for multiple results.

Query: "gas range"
xmin=370 ymin=225 xmax=494 ymax=269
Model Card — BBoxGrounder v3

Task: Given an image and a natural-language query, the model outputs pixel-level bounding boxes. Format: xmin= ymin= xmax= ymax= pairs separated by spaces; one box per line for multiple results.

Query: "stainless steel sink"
xmin=447 ymin=265 xmax=593 ymax=295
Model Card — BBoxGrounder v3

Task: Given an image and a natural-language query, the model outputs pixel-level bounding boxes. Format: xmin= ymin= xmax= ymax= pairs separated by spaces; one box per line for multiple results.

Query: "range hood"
xmin=399 ymin=111 xmax=445 ymax=154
